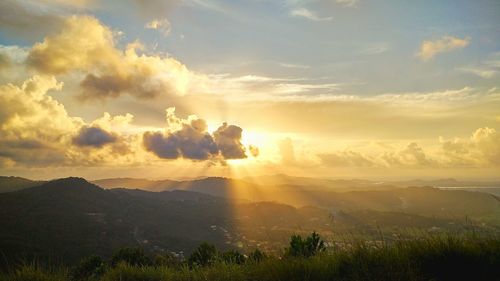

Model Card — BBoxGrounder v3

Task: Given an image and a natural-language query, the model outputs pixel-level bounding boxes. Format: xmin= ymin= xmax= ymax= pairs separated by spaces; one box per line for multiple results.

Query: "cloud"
xmin=336 ymin=0 xmax=359 ymax=7
xmin=213 ymin=123 xmax=247 ymax=159
xmin=318 ymin=151 xmax=375 ymax=167
xmin=0 ymin=0 xmax=64 ymax=40
xmin=359 ymin=43 xmax=390 ymax=55
xmin=0 ymin=53 xmax=10 ymax=70
xmin=439 ymin=127 xmax=500 ymax=167
xmin=290 ymin=8 xmax=332 ymax=21
xmin=184 ymin=0 xmax=230 ymax=14
xmin=470 ymin=127 xmax=500 ymax=165
xmin=143 ymin=108 xmax=251 ymax=162
xmin=417 ymin=36 xmax=470 ymax=61
xmin=0 ymin=75 xmax=78 ymax=166
xmin=145 ymin=18 xmax=172 ymax=36
xmin=39 ymin=0 xmax=95 ymax=8
xmin=383 ymin=142 xmax=434 ymax=168
xmin=279 ymin=63 xmax=310 ymax=69
xmin=456 ymin=53 xmax=500 ymax=79
xmin=278 ymin=138 xmax=296 ymax=164
xmin=27 ymin=15 xmax=192 ymax=100
xmin=314 ymin=127 xmax=500 ymax=169
xmin=374 ymin=87 xmax=477 ymax=105
xmin=248 ymin=145 xmax=260 ymax=157
xmin=73 ymin=126 xmax=118 ymax=148
xmin=27 ymin=16 xmax=120 ymax=74
xmin=0 ymin=75 xmax=139 ymax=167
xmin=203 ymin=73 xmax=342 ymax=102
xmin=457 ymin=67 xmax=496 ymax=79
xmin=277 ymin=137 xmax=320 ymax=167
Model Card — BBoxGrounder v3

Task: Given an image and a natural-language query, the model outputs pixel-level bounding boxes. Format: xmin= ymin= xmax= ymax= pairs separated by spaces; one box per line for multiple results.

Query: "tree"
xmin=188 ymin=242 xmax=218 ymax=267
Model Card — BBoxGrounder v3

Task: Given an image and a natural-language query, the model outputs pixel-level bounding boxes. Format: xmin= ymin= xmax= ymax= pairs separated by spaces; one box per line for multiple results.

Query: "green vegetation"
xmin=287 ymin=231 xmax=325 ymax=257
xmin=1 ymin=233 xmax=499 ymax=281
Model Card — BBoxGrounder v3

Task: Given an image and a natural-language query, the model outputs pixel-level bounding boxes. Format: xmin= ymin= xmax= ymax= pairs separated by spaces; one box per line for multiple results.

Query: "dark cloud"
xmin=0 ymin=139 xmax=66 ymax=167
xmin=79 ymin=72 xmax=174 ymax=100
xmin=0 ymin=0 xmax=63 ymax=41
xmin=143 ymin=118 xmax=218 ymax=160
xmin=80 ymin=74 xmax=130 ymax=99
xmin=73 ymin=126 xmax=117 ymax=148
xmin=213 ymin=122 xmax=246 ymax=159
xmin=143 ymin=116 xmax=250 ymax=162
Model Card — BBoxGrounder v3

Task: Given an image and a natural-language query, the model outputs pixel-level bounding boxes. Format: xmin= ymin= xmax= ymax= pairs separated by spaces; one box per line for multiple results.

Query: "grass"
xmin=1 ymin=235 xmax=499 ymax=281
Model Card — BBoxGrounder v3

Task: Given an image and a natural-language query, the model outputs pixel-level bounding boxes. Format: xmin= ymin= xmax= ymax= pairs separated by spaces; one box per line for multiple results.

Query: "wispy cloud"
xmin=184 ymin=0 xmax=230 ymax=14
xmin=336 ymin=0 xmax=359 ymax=8
xmin=144 ymin=18 xmax=171 ymax=36
xmin=359 ymin=42 xmax=390 ymax=55
xmin=456 ymin=52 xmax=500 ymax=79
xmin=457 ymin=67 xmax=496 ymax=79
xmin=417 ymin=36 xmax=470 ymax=61
xmin=279 ymin=62 xmax=310 ymax=69
xmin=290 ymin=8 xmax=332 ymax=21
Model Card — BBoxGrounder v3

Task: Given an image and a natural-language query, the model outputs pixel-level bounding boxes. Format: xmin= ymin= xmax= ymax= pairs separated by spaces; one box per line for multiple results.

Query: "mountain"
xmin=1 ymin=176 xmax=499 ymax=267
xmin=93 ymin=176 xmax=500 ymax=217
xmin=0 ymin=178 xmax=236 ymax=265
xmin=93 ymin=177 xmax=256 ymax=196
xmin=0 ymin=176 xmax=43 ymax=193
xmin=392 ymin=178 xmax=500 ymax=188
xmin=92 ymin=178 xmax=179 ymax=191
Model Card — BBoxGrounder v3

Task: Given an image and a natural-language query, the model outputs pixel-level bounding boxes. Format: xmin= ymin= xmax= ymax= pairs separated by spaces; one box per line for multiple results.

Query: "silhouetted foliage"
xmin=221 ymin=250 xmax=245 ymax=264
xmin=70 ymin=255 xmax=106 ymax=280
xmin=1 ymin=235 xmax=500 ymax=281
xmin=111 ymin=247 xmax=151 ymax=267
xmin=287 ymin=231 xmax=325 ymax=257
xmin=153 ymin=252 xmax=183 ymax=269
xmin=247 ymin=248 xmax=266 ymax=263
xmin=188 ymin=242 xmax=218 ymax=267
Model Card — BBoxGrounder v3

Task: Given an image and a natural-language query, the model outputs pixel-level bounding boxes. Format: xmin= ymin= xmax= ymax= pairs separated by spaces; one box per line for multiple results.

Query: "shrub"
xmin=188 ymin=242 xmax=218 ymax=267
xmin=111 ymin=247 xmax=151 ymax=267
xmin=221 ymin=250 xmax=246 ymax=265
xmin=101 ymin=263 xmax=169 ymax=281
xmin=287 ymin=232 xmax=325 ymax=257
xmin=153 ymin=252 xmax=183 ymax=269
xmin=247 ymin=249 xmax=266 ymax=263
xmin=6 ymin=265 xmax=67 ymax=281
xmin=70 ymin=255 xmax=106 ymax=280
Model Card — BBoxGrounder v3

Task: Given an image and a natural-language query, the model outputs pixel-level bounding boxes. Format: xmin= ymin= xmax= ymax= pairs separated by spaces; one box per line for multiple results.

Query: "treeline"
xmin=1 ymin=233 xmax=500 ymax=281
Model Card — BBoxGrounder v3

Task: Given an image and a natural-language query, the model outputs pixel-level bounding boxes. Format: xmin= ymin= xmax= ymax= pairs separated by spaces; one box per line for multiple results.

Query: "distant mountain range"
xmin=92 ymin=175 xmax=500 ymax=201
xmin=0 ymin=176 xmax=44 ymax=193
xmin=0 ymin=175 xmax=499 ymax=266
xmin=3 ymin=174 xmax=499 ymax=196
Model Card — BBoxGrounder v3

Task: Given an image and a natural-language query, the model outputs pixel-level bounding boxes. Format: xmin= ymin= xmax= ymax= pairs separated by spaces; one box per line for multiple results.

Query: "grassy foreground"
xmin=1 ymin=235 xmax=499 ymax=281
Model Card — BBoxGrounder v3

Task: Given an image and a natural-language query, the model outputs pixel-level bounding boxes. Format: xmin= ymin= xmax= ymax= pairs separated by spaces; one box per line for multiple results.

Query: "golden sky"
xmin=0 ymin=0 xmax=499 ymax=180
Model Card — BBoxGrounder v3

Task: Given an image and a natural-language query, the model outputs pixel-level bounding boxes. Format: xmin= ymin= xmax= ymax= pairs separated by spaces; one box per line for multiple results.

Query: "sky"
xmin=0 ymin=0 xmax=499 ymax=180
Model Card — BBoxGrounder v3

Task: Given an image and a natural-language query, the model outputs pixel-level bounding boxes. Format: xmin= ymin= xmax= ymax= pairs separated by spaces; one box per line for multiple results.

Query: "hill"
xmin=0 ymin=176 xmax=43 ymax=193
xmin=0 ymin=176 xmax=499 ymax=267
